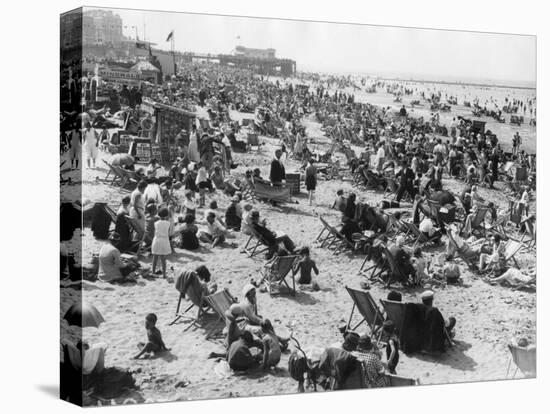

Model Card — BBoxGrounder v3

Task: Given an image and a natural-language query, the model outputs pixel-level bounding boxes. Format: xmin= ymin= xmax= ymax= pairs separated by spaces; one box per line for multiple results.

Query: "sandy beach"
xmin=61 ymin=104 xmax=536 ymax=404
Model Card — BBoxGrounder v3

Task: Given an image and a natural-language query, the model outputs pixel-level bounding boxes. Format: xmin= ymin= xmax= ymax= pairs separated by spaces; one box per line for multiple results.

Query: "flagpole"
xmin=171 ymin=30 xmax=176 ymax=76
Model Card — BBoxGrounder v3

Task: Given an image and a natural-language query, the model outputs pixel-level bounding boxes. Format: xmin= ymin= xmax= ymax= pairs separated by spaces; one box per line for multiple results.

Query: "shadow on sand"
xmin=413 ymin=339 xmax=477 ymax=371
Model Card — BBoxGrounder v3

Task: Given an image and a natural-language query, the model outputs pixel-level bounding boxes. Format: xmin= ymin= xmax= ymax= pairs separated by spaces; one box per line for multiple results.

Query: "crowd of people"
xmin=60 ymin=57 xmax=536 ymax=402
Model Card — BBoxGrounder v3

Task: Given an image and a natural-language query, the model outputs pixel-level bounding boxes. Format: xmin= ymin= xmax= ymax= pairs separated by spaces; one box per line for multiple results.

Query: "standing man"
xmin=396 ymin=160 xmax=415 ymax=202
xmin=269 ymin=149 xmax=286 ymax=186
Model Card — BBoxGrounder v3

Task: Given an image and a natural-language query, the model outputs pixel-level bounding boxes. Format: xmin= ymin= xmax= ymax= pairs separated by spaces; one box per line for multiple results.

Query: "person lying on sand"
xmin=133 ymin=313 xmax=170 ymax=359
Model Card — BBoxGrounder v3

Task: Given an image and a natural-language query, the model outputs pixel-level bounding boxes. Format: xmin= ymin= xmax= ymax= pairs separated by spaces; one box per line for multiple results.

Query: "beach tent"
xmin=139 ymin=98 xmax=197 ymax=163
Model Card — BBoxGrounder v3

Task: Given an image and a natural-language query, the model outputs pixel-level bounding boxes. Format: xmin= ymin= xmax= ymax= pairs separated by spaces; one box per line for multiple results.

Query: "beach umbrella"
xmin=64 ymin=302 xmax=105 ymax=328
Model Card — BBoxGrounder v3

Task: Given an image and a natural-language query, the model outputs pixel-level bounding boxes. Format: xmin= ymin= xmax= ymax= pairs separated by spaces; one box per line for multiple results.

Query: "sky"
xmin=92 ymin=7 xmax=536 ymax=86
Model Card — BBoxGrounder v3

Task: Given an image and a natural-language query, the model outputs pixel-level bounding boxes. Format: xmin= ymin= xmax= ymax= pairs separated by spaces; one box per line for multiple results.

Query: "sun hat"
xmin=421 ymin=290 xmax=434 ymax=301
xmin=242 ymin=283 xmax=256 ymax=297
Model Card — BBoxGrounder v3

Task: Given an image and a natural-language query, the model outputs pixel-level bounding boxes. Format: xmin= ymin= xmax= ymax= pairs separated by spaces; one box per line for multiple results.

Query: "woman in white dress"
xmin=82 ymin=122 xmax=98 ymax=168
xmin=188 ymin=124 xmax=200 ymax=163
xmin=151 ymin=207 xmax=172 ymax=279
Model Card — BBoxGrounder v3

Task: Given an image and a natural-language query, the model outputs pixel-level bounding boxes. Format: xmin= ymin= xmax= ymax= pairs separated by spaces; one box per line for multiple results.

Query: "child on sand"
xmin=183 ymin=189 xmax=197 ymax=218
xmin=382 ymin=320 xmax=400 ymax=374
xmin=133 ymin=313 xmax=170 ymax=359
xmin=261 ymin=319 xmax=281 ymax=370
xmin=411 ymin=247 xmax=428 ymax=285
xmin=196 ymin=163 xmax=210 ymax=207
xmin=152 ymin=207 xmax=171 ymax=279
xmin=293 ymin=247 xmax=319 ymax=285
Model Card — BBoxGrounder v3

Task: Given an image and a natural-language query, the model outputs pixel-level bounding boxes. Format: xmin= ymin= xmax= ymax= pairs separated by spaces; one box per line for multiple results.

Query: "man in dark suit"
xmin=396 ymin=159 xmax=415 ymax=202
xmin=269 ymin=149 xmax=286 ymax=186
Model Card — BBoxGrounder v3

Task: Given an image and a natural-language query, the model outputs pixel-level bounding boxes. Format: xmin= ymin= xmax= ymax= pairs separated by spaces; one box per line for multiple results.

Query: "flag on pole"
xmin=166 ymin=31 xmax=174 ymax=42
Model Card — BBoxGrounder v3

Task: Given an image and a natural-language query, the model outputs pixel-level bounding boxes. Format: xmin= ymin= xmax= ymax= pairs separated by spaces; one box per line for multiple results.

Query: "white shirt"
xmin=419 ymin=218 xmax=434 ymax=236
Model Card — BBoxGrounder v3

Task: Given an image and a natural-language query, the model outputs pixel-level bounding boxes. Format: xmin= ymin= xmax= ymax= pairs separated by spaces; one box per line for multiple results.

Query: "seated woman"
xmin=173 ymin=214 xmax=200 ymax=250
xmin=98 ymin=232 xmax=136 ymax=283
xmin=479 ymin=234 xmax=506 ymax=274
xmin=238 ymin=284 xmax=289 ymax=350
xmin=419 ymin=217 xmax=442 ymax=243
xmin=210 ymin=165 xmax=225 ymax=190
xmin=240 ymin=204 xmax=254 ymax=235
xmin=387 ymin=236 xmax=416 ymax=285
xmin=225 ymin=196 xmax=242 ymax=231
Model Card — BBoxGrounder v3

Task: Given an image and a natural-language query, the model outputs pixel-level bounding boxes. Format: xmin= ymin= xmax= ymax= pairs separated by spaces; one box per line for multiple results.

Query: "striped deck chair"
xmin=503 ymin=239 xmax=523 ymax=268
xmin=260 ymin=255 xmax=299 ymax=296
xmin=383 ymin=374 xmax=419 ymax=387
xmin=253 ymin=180 xmax=291 ymax=204
xmin=345 ymin=286 xmax=385 ymax=341
xmin=506 ymin=344 xmax=536 ymax=378
xmin=203 ymin=289 xmax=238 ymax=324
xmin=102 ymin=159 xmax=125 ymax=186
xmin=401 ymin=221 xmax=431 ymax=247
xmin=446 ymin=230 xmax=479 ymax=271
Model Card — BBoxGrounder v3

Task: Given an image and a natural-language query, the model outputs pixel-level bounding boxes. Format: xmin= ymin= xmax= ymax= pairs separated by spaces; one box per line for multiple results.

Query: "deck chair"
xmin=102 ymin=159 xmax=124 ymax=186
xmin=260 ymin=255 xmax=299 ymax=296
xmin=345 ymin=286 xmax=385 ymax=339
xmin=446 ymin=230 xmax=479 ymax=271
xmin=467 ymin=206 xmax=491 ymax=238
xmin=379 ymin=299 xmax=407 ymax=343
xmin=317 ymin=216 xmax=339 ymax=248
xmin=503 ymin=239 xmax=523 ymax=268
xmin=384 ymin=178 xmax=399 ymax=200
xmin=253 ymin=180 xmax=291 ymax=204
xmin=324 ymin=224 xmax=356 ymax=254
xmin=383 ymin=373 xmax=419 ymax=386
xmin=242 ymin=226 xmax=272 ymax=258
xmin=506 ymin=344 xmax=536 ymax=378
xmin=401 ymin=221 xmax=431 ymax=248
xmin=169 ymin=271 xmax=208 ymax=326
xmin=383 ymin=247 xmax=410 ymax=287
xmin=203 ymin=289 xmax=238 ymax=324
xmin=520 ymin=215 xmax=536 ymax=251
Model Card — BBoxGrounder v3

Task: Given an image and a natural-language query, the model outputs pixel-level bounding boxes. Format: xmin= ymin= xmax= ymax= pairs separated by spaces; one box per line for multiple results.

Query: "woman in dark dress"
xmin=305 ymin=158 xmax=317 ymax=206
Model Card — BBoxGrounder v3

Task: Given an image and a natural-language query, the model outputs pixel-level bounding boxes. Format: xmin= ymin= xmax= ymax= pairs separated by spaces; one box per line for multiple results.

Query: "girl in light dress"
xmin=151 ymin=207 xmax=172 ymax=279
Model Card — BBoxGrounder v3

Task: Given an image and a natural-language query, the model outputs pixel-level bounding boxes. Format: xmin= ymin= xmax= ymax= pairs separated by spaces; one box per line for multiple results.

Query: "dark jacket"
xmin=269 ymin=158 xmax=286 ymax=183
